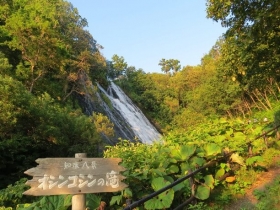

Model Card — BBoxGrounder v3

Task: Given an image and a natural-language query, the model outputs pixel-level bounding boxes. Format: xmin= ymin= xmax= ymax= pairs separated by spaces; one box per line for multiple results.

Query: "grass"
xmin=254 ymin=175 xmax=280 ymax=210
xmin=203 ymin=147 xmax=280 ymax=210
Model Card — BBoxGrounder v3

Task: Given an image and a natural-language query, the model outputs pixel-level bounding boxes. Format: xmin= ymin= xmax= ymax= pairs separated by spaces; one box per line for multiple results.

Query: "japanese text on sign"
xmin=38 ymin=170 xmax=120 ymax=190
xmin=23 ymin=157 xmax=127 ymax=195
xmin=63 ymin=161 xmax=97 ymax=170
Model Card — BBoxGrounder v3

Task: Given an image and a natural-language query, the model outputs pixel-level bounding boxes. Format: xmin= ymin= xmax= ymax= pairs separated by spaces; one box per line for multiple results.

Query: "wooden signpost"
xmin=23 ymin=153 xmax=127 ymax=210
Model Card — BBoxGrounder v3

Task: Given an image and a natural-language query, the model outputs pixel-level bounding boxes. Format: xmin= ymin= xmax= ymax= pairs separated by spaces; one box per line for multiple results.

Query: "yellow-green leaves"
xmin=203 ymin=143 xmax=222 ymax=158
xmin=170 ymin=144 xmax=196 ymax=161
xmin=230 ymin=153 xmax=245 ymax=166
xmin=195 ymin=185 xmax=210 ymax=200
xmin=194 ymin=175 xmax=215 ymax=200
xmin=92 ymin=112 xmax=115 ymax=138
xmin=144 ymin=177 xmax=174 ymax=210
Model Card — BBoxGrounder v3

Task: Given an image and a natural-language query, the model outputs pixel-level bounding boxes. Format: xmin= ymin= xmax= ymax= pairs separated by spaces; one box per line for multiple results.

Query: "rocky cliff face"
xmin=75 ymin=75 xmax=161 ymax=145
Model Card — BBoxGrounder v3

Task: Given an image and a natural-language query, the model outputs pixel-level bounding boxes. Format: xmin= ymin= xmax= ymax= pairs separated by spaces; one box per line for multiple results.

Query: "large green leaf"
xmin=144 ymin=177 xmax=174 ymax=209
xmin=63 ymin=195 xmax=72 ymax=208
xmin=194 ymin=185 xmax=210 ymax=200
xmin=204 ymin=175 xmax=215 ymax=189
xmin=170 ymin=145 xmax=196 ymax=161
xmin=166 ymin=164 xmax=179 ymax=174
xmin=180 ymin=162 xmax=191 ymax=174
xmin=110 ymin=195 xmax=122 ymax=206
xmin=172 ymin=182 xmax=185 ymax=192
xmin=41 ymin=196 xmax=67 ymax=210
xmin=232 ymin=132 xmax=246 ymax=142
xmin=16 ymin=196 xmax=71 ymax=210
xmin=86 ymin=194 xmax=100 ymax=210
xmin=150 ymin=167 xmax=166 ymax=177
xmin=16 ymin=203 xmax=34 ymax=210
xmin=245 ymin=156 xmax=263 ymax=166
xmin=204 ymin=143 xmax=221 ymax=157
xmin=189 ymin=156 xmax=206 ymax=168
xmin=122 ymin=188 xmax=133 ymax=198
xmin=215 ymin=168 xmax=225 ymax=180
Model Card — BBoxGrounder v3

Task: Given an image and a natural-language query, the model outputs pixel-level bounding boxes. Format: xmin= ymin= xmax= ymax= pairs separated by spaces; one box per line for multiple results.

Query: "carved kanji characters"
xmin=72 ymin=162 xmax=80 ymax=169
xmin=82 ymin=162 xmax=89 ymax=169
xmin=106 ymin=170 xmax=119 ymax=188
xmin=91 ymin=161 xmax=97 ymax=169
xmin=64 ymin=162 xmax=72 ymax=169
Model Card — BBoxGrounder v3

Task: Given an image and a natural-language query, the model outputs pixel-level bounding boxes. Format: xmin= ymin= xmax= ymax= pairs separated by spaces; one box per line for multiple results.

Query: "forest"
xmin=0 ymin=0 xmax=280 ymax=209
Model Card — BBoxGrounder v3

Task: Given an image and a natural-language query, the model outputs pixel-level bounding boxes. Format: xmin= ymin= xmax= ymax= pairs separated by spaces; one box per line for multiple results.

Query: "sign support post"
xmin=72 ymin=153 xmax=86 ymax=210
xmin=23 ymin=153 xmax=127 ymax=209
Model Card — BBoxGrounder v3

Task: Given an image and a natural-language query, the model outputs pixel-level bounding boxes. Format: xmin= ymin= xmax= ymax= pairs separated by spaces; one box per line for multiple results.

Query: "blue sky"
xmin=68 ymin=0 xmax=227 ymax=73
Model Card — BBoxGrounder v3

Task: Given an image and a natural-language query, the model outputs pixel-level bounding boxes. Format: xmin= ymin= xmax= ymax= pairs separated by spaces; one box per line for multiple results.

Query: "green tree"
xmin=110 ymin=54 xmax=128 ymax=78
xmin=0 ymin=75 xmax=101 ymax=188
xmin=158 ymin=58 xmax=181 ymax=75
xmin=206 ymin=0 xmax=280 ymax=90
xmin=183 ymin=43 xmax=242 ymax=116
xmin=3 ymin=0 xmax=67 ymax=92
xmin=158 ymin=58 xmax=170 ymax=74
xmin=169 ymin=59 xmax=181 ymax=74
xmin=0 ymin=52 xmax=12 ymax=74
xmin=93 ymin=112 xmax=114 ymax=138
xmin=1 ymin=0 xmax=107 ymax=99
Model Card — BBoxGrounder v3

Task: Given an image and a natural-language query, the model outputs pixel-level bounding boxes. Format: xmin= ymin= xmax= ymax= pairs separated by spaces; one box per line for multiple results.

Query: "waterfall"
xmin=75 ymin=71 xmax=161 ymax=144
xmin=97 ymin=82 xmax=162 ymax=144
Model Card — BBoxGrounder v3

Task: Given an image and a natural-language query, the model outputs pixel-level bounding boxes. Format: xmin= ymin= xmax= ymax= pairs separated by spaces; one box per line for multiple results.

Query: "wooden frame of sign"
xmin=23 ymin=153 xmax=127 ymax=209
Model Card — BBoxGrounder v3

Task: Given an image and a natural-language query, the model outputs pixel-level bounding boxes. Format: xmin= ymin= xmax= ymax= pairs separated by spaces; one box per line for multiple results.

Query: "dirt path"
xmin=225 ymin=156 xmax=280 ymax=210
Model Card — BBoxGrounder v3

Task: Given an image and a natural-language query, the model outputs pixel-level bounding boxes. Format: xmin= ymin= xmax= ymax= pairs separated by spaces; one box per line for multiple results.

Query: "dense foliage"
xmin=103 ymin=116 xmax=280 ymax=209
xmin=0 ymin=0 xmax=108 ymax=189
xmin=206 ymin=0 xmax=280 ymax=91
xmin=1 ymin=0 xmax=280 ymax=209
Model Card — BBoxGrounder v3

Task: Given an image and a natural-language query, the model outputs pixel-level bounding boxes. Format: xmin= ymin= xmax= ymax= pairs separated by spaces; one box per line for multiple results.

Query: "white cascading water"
xmin=97 ymin=82 xmax=161 ymax=144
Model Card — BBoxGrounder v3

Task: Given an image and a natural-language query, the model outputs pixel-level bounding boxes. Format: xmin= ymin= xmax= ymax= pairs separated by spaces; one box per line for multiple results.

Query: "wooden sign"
xmin=23 ymin=158 xmax=127 ymax=196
